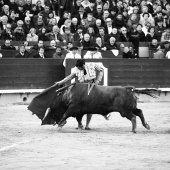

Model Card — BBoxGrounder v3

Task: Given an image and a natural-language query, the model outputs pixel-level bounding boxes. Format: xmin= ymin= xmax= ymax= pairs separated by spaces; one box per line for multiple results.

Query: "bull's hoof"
xmin=132 ymin=130 xmax=137 ymax=133
xmin=85 ymin=127 xmax=91 ymax=130
xmin=75 ymin=125 xmax=84 ymax=130
xmin=145 ymin=123 xmax=150 ymax=130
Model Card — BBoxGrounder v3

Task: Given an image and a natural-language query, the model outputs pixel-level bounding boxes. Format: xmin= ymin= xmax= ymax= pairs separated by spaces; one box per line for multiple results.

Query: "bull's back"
xmin=65 ymin=83 xmax=136 ymax=115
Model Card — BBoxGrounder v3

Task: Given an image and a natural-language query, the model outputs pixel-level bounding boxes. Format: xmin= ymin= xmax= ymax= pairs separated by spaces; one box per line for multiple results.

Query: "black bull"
xmin=28 ymin=83 xmax=159 ymax=133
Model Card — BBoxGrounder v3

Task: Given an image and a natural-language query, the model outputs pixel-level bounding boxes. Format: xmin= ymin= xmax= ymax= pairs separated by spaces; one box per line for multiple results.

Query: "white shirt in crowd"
xmin=165 ymin=51 xmax=170 ymax=59
xmin=63 ymin=52 xmax=81 ymax=67
xmin=83 ymin=51 xmax=102 ymax=59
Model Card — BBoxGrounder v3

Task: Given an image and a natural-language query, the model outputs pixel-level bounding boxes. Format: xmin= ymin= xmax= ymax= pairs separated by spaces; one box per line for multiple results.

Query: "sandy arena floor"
xmin=0 ymin=102 xmax=170 ymax=170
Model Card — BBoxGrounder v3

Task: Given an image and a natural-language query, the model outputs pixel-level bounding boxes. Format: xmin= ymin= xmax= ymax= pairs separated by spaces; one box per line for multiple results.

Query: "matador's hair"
xmin=75 ymin=59 xmax=85 ymax=67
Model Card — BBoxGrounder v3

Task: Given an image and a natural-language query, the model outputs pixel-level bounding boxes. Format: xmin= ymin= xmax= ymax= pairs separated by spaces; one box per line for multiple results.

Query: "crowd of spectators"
xmin=0 ymin=0 xmax=170 ymax=59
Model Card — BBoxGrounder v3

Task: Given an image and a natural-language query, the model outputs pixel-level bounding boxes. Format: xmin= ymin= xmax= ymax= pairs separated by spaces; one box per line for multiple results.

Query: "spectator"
xmin=70 ymin=18 xmax=79 ymax=34
xmin=104 ymin=18 xmax=114 ymax=35
xmin=93 ymin=19 xmax=102 ymax=34
xmin=33 ymin=47 xmax=47 ymax=58
xmin=7 ymin=0 xmax=18 ymax=12
xmin=81 ymin=33 xmax=94 ymax=50
xmin=8 ymin=10 xmax=17 ymax=26
xmin=81 ymin=0 xmax=90 ymax=9
xmin=73 ymin=25 xmax=84 ymax=42
xmin=48 ymin=40 xmax=57 ymax=49
xmin=1 ymin=23 xmax=14 ymax=40
xmin=34 ymin=16 xmax=45 ymax=34
xmin=139 ymin=12 xmax=155 ymax=27
xmin=146 ymin=26 xmax=160 ymax=42
xmin=84 ymin=13 xmax=96 ymax=28
xmin=24 ymin=0 xmax=32 ymax=11
xmin=71 ymin=0 xmax=82 ymax=18
xmin=57 ymin=11 xmax=70 ymax=28
xmin=47 ymin=25 xmax=64 ymax=42
xmin=123 ymin=45 xmax=138 ymax=59
xmin=36 ymin=0 xmax=44 ymax=14
xmin=46 ymin=18 xmax=58 ymax=33
xmin=23 ymin=17 xmax=33 ymax=35
xmin=85 ymin=1 xmax=95 ymax=14
xmin=53 ymin=46 xmax=65 ymax=59
xmin=95 ymin=27 xmax=110 ymax=44
xmin=26 ymin=28 xmax=38 ymax=41
xmin=93 ymin=37 xmax=107 ymax=51
xmin=150 ymin=39 xmax=159 ymax=50
xmin=13 ymin=26 xmax=25 ymax=41
xmin=161 ymin=28 xmax=170 ymax=42
xmin=109 ymin=27 xmax=120 ymax=41
xmin=38 ymin=27 xmax=49 ymax=41
xmin=86 ymin=26 xmax=95 ymax=42
xmin=93 ymin=5 xmax=103 ymax=20
xmin=0 ymin=15 xmax=8 ymax=31
xmin=106 ymin=37 xmax=118 ymax=50
xmin=58 ymin=0 xmax=72 ymax=17
xmin=62 ymin=27 xmax=74 ymax=44
xmin=162 ymin=41 xmax=170 ymax=56
xmin=127 ymin=13 xmax=139 ymax=30
xmin=76 ymin=6 xmax=87 ymax=24
xmin=119 ymin=27 xmax=130 ymax=42
xmin=153 ymin=45 xmax=165 ymax=59
xmin=113 ymin=13 xmax=126 ymax=30
xmin=14 ymin=44 xmax=29 ymax=58
xmin=65 ymin=41 xmax=73 ymax=52
xmin=0 ymin=5 xmax=10 ymax=18
xmin=63 ymin=46 xmax=81 ymax=67
xmin=1 ymin=39 xmax=16 ymax=50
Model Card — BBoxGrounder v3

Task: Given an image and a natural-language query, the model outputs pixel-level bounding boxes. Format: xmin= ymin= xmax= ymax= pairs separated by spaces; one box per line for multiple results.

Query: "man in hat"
xmin=104 ymin=17 xmax=113 ymax=34
xmin=83 ymin=47 xmax=102 ymax=59
xmin=63 ymin=46 xmax=81 ymax=67
xmin=56 ymin=59 xmax=104 ymax=130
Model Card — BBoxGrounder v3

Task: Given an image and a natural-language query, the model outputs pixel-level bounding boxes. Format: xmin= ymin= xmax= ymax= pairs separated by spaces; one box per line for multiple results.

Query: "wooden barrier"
xmin=65 ymin=59 xmax=170 ymax=88
xmin=0 ymin=59 xmax=65 ymax=89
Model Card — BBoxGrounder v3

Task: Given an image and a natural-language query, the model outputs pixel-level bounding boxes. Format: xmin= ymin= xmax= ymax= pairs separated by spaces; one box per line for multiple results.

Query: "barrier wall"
xmin=0 ymin=59 xmax=170 ymax=90
xmin=0 ymin=59 xmax=65 ymax=90
xmin=65 ymin=59 xmax=170 ymax=88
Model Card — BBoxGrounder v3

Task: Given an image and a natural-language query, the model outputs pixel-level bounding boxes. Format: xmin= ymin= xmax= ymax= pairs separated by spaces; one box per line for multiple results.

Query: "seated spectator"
xmin=142 ymin=22 xmax=151 ymax=36
xmin=84 ymin=13 xmax=96 ymax=28
xmin=75 ymin=6 xmax=87 ymax=24
xmin=155 ymin=19 xmax=166 ymax=38
xmin=161 ymin=28 xmax=170 ymax=42
xmin=139 ymin=12 xmax=155 ymax=27
xmin=83 ymin=47 xmax=102 ymax=59
xmin=46 ymin=18 xmax=58 ymax=33
xmin=23 ymin=41 xmax=31 ymax=51
xmin=38 ymin=27 xmax=49 ymax=41
xmin=109 ymin=27 xmax=120 ymax=41
xmin=33 ymin=47 xmax=47 ymax=58
xmin=127 ymin=13 xmax=139 ymax=30
xmin=136 ymin=24 xmax=146 ymax=42
xmin=106 ymin=37 xmax=118 ymax=50
xmin=0 ymin=5 xmax=10 ymax=18
xmin=62 ymin=27 xmax=74 ymax=44
xmin=123 ymin=45 xmax=138 ymax=59
xmin=58 ymin=11 xmax=70 ymax=28
xmin=0 ymin=15 xmax=8 ymax=31
xmin=150 ymin=39 xmax=159 ymax=50
xmin=93 ymin=19 xmax=102 ymax=34
xmin=146 ymin=27 xmax=160 ymax=42
xmin=1 ymin=23 xmax=14 ymax=40
xmin=81 ymin=33 xmax=94 ymax=50
xmin=113 ymin=13 xmax=126 ymax=30
xmin=94 ymin=37 xmax=107 ymax=51
xmin=8 ymin=10 xmax=17 ymax=26
xmin=48 ymin=25 xmax=64 ymax=43
xmin=48 ymin=40 xmax=57 ymax=49
xmin=93 ymin=5 xmax=103 ymax=20
xmin=65 ymin=41 xmax=73 ymax=53
xmin=104 ymin=18 xmax=114 ymax=35
xmin=81 ymin=0 xmax=90 ymax=9
xmin=53 ymin=46 xmax=65 ymax=59
xmin=63 ymin=47 xmax=81 ymax=67
xmin=26 ymin=28 xmax=38 ymax=41
xmin=34 ymin=15 xmax=46 ymax=34
xmin=60 ymin=19 xmax=72 ymax=35
xmin=85 ymin=1 xmax=95 ymax=14
xmin=165 ymin=50 xmax=170 ymax=59
xmin=13 ymin=26 xmax=25 ymax=41
xmin=86 ymin=26 xmax=95 ymax=42
xmin=153 ymin=45 xmax=165 ymax=59
xmin=95 ymin=27 xmax=109 ymax=44
xmin=119 ymin=27 xmax=130 ymax=42
xmin=14 ymin=44 xmax=29 ymax=58
xmin=162 ymin=41 xmax=170 ymax=56
xmin=73 ymin=25 xmax=84 ymax=42
xmin=1 ymin=39 xmax=16 ymax=50
xmin=23 ymin=17 xmax=33 ymax=35
xmin=70 ymin=18 xmax=79 ymax=34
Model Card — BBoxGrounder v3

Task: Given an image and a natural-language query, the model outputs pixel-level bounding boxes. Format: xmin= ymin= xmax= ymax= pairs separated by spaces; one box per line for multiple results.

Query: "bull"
xmin=28 ymin=83 xmax=159 ymax=133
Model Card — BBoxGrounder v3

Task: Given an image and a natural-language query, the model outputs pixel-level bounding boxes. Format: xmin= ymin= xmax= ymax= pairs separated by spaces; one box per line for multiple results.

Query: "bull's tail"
xmin=133 ymin=88 xmax=160 ymax=98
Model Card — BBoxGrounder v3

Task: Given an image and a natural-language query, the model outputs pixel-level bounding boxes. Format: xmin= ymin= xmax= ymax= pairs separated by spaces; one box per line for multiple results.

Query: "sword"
xmin=88 ymin=82 xmax=95 ymax=95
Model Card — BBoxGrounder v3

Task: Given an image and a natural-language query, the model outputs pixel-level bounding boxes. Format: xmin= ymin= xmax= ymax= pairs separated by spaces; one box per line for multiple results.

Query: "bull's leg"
xmin=76 ymin=116 xmax=83 ymax=130
xmin=58 ymin=108 xmax=77 ymax=128
xmin=120 ymin=111 xmax=137 ymax=133
xmin=133 ymin=109 xmax=150 ymax=130
xmin=85 ymin=114 xmax=92 ymax=130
